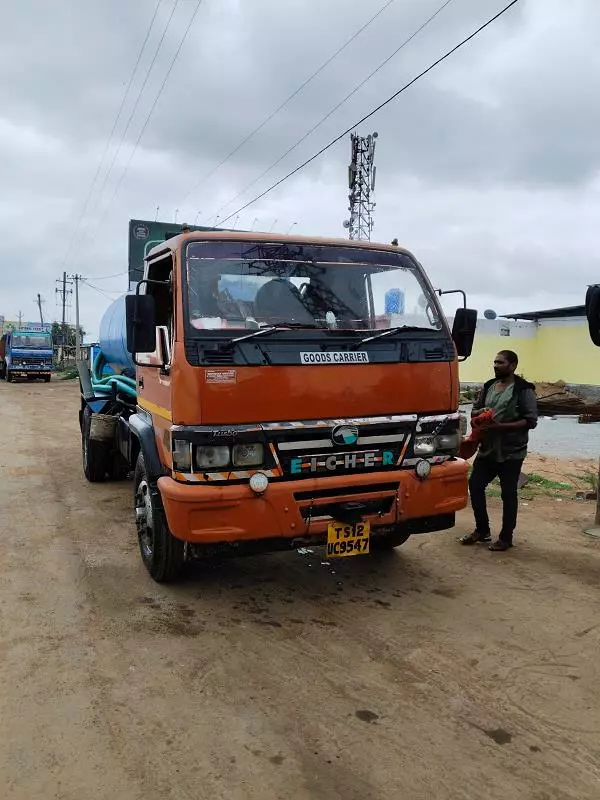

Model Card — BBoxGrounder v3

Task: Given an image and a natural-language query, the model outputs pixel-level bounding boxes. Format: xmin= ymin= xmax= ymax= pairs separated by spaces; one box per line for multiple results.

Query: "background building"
xmin=0 ymin=317 xmax=52 ymax=335
xmin=455 ymin=306 xmax=599 ymax=388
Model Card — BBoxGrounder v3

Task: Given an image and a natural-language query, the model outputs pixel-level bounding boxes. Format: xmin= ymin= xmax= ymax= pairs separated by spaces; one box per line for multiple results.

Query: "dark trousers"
xmin=469 ymin=457 xmax=524 ymax=543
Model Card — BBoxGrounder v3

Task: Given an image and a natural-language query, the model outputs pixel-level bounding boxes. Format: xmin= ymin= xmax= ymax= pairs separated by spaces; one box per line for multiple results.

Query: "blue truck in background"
xmin=0 ymin=329 xmax=53 ymax=382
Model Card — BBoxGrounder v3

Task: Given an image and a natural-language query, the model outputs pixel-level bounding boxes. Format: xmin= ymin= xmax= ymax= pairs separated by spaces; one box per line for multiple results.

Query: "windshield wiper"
xmin=230 ymin=323 xmax=319 ymax=344
xmin=354 ymin=326 xmax=432 ymax=347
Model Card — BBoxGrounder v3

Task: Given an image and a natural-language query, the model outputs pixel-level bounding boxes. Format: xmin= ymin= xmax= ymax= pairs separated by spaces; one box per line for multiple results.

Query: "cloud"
xmin=0 ymin=0 xmax=598 ymax=341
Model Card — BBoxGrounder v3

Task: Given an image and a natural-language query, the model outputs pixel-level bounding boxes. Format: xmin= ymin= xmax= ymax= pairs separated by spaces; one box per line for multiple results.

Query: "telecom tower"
xmin=344 ymin=131 xmax=378 ymax=240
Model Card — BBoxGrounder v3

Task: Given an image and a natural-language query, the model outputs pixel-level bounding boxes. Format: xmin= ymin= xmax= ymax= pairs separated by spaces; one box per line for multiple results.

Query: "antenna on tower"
xmin=344 ymin=131 xmax=378 ymax=241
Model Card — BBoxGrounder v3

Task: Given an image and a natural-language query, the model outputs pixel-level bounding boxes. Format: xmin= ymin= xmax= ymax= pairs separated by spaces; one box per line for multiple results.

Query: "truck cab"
xmin=80 ymin=229 xmax=477 ymax=582
xmin=0 ymin=329 xmax=53 ymax=382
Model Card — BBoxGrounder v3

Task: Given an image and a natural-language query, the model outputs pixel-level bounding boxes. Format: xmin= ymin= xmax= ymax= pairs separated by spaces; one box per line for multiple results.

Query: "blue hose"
xmin=91 ymin=349 xmax=137 ymax=399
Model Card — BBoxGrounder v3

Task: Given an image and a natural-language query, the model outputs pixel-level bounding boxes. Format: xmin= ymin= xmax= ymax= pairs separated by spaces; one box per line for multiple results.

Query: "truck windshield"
xmin=185 ymin=241 xmax=442 ymax=333
xmin=12 ymin=333 xmax=51 ymax=349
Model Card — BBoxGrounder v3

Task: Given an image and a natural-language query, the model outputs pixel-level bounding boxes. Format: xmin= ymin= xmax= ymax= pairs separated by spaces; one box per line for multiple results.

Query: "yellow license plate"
xmin=326 ymin=521 xmax=370 ymax=558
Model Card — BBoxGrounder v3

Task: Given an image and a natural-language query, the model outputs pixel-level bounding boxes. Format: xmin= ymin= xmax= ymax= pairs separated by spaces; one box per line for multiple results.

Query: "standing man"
xmin=460 ymin=350 xmax=538 ymax=552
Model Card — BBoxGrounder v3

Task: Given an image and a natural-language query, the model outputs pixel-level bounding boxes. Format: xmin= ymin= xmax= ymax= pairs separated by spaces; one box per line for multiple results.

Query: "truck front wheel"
xmin=134 ymin=454 xmax=184 ymax=583
xmin=5 ymin=370 xmax=12 ymax=382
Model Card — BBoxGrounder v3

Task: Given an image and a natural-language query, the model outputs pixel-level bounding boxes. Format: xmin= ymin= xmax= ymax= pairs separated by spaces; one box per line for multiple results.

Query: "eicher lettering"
xmin=300 ymin=351 xmax=370 ymax=365
xmin=290 ymin=449 xmax=395 ymax=474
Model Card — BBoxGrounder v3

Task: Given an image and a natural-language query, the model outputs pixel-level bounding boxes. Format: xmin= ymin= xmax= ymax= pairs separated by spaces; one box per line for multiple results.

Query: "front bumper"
xmin=10 ymin=366 xmax=52 ymax=376
xmin=157 ymin=459 xmax=468 ymax=545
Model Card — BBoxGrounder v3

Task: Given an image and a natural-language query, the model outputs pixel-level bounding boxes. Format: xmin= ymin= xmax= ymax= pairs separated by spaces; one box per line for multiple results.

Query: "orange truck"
xmin=78 ymin=222 xmax=477 ymax=582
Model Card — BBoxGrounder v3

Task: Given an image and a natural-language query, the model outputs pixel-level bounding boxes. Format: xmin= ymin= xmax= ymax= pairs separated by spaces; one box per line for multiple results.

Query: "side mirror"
xmin=585 ymin=284 xmax=600 ymax=347
xmin=452 ymin=308 xmax=477 ymax=359
xmin=126 ymin=294 xmax=156 ymax=354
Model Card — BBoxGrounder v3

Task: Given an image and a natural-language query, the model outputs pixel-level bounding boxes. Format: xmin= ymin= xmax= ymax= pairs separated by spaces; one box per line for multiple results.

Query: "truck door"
xmin=137 ymin=253 xmax=175 ymax=467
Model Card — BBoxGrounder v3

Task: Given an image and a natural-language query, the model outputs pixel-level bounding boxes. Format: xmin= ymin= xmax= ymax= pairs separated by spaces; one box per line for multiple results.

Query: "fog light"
xmin=249 ymin=472 xmax=269 ymax=494
xmin=415 ymin=459 xmax=431 ymax=480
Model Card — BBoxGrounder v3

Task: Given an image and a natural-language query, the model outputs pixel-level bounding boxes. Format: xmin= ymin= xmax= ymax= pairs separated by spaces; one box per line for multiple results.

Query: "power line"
xmin=84 ymin=0 xmax=182 ymax=222
xmin=87 ymin=270 xmax=129 ymax=281
xmin=179 ymin=0 xmax=398 ymax=206
xmin=87 ymin=0 xmax=206 ymax=251
xmin=68 ymin=0 xmax=182 ymax=269
xmin=212 ymin=0 xmax=455 ymax=224
xmin=59 ymin=0 xmax=164 ymax=273
xmin=217 ymin=0 xmax=521 ymax=227
xmin=82 ymin=279 xmax=121 ymax=301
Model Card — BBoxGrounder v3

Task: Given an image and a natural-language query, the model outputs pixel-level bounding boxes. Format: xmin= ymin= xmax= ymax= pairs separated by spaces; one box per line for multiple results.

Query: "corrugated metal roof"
xmin=502 ymin=305 xmax=585 ymax=321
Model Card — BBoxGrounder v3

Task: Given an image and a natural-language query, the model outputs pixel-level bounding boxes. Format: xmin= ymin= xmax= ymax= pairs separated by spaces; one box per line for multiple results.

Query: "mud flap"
xmin=128 ymin=412 xmax=164 ymax=483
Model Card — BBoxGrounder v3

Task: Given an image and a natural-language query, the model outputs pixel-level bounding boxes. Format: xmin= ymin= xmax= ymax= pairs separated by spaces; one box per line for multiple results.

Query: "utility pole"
xmin=17 ymin=311 xmax=23 ymax=330
xmin=36 ymin=293 xmax=44 ymax=326
xmin=55 ymin=272 xmax=73 ymax=366
xmin=344 ymin=131 xmax=378 ymax=241
xmin=68 ymin=274 xmax=82 ymax=364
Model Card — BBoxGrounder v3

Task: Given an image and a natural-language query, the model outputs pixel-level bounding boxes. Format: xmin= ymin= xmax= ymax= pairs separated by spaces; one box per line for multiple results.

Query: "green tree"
xmin=51 ymin=321 xmax=85 ymax=349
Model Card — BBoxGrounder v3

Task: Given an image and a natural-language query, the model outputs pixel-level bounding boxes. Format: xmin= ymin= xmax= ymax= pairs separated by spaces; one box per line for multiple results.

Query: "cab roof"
xmin=145 ymin=229 xmax=412 ymax=263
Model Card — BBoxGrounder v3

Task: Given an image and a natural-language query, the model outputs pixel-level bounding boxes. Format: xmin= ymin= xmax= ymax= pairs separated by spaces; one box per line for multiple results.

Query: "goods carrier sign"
xmin=299 ymin=351 xmax=369 ymax=364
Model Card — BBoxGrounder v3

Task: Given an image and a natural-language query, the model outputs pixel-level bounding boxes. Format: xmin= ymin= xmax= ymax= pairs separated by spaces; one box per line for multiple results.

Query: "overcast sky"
xmin=1 ymin=0 xmax=599 ymax=338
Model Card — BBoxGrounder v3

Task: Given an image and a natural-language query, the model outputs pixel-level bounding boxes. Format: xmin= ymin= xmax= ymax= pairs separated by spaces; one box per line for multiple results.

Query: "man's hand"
xmin=471 ymin=409 xmax=495 ymax=429
xmin=471 ymin=407 xmax=490 ymax=419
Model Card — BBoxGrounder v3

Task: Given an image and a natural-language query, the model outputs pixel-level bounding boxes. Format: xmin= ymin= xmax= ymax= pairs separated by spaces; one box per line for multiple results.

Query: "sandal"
xmin=489 ymin=539 xmax=513 ymax=551
xmin=459 ymin=531 xmax=491 ymax=545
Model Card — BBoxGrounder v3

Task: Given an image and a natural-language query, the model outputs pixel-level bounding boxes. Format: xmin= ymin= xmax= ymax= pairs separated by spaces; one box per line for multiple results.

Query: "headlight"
xmin=436 ymin=432 xmax=460 ymax=454
xmin=413 ymin=435 xmax=436 ymax=456
xmin=195 ymin=445 xmax=230 ymax=469
xmin=172 ymin=438 xmax=192 ymax=471
xmin=232 ymin=443 xmax=264 ymax=467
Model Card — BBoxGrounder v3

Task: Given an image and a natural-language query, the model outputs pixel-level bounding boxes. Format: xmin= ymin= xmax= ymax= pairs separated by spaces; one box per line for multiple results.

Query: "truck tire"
xmin=44 ymin=375 xmax=51 ymax=383
xmin=108 ymin=452 xmax=130 ymax=481
xmin=82 ymin=406 xmax=110 ymax=482
xmin=134 ymin=453 xmax=184 ymax=583
xmin=371 ymin=528 xmax=411 ymax=551
xmin=5 ymin=370 xmax=12 ymax=383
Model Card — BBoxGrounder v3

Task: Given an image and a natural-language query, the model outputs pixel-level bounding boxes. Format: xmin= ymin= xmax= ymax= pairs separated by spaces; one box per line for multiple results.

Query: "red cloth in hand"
xmin=459 ymin=409 xmax=495 ymax=460
xmin=469 ymin=409 xmax=495 ymax=440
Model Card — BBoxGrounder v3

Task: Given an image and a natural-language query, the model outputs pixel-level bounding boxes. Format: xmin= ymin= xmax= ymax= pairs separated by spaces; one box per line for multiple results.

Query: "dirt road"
xmin=1 ymin=380 xmax=599 ymax=800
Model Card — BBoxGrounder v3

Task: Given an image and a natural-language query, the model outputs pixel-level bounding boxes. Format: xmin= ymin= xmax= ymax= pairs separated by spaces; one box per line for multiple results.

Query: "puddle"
xmin=460 ymin=404 xmax=599 ymax=459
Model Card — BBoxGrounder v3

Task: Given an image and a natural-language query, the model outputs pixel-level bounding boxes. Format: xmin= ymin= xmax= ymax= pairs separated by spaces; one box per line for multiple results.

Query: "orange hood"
xmin=171 ymin=361 xmax=457 ymax=426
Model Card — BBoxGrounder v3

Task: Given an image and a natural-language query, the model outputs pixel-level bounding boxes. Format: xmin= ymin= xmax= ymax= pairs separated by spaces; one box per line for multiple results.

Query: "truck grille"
xmin=268 ymin=422 xmax=412 ymax=480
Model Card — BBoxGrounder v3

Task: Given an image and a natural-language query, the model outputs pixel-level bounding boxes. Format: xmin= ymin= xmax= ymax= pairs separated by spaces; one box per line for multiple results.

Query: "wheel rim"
xmin=135 ymin=479 xmax=154 ymax=560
